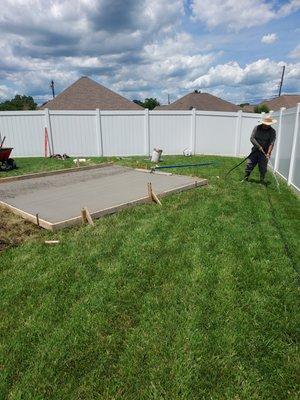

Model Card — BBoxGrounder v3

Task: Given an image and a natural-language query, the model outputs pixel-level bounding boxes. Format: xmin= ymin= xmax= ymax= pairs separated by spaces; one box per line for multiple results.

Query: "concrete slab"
xmin=0 ymin=164 xmax=207 ymax=230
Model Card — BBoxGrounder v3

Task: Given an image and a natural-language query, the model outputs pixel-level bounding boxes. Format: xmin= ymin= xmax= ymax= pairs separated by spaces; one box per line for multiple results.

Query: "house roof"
xmin=259 ymin=95 xmax=300 ymax=111
xmin=154 ymin=92 xmax=239 ymax=112
xmin=240 ymin=105 xmax=255 ymax=113
xmin=40 ymin=76 xmax=143 ymax=110
xmin=238 ymin=95 xmax=300 ymax=113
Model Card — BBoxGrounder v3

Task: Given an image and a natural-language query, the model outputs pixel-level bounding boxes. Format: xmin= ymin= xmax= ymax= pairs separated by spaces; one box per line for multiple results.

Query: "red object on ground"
xmin=45 ymin=127 xmax=49 ymax=158
xmin=0 ymin=148 xmax=13 ymax=162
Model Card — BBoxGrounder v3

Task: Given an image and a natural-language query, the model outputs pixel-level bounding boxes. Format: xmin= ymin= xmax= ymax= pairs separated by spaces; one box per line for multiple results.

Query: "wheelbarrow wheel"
xmin=3 ymin=158 xmax=16 ymax=171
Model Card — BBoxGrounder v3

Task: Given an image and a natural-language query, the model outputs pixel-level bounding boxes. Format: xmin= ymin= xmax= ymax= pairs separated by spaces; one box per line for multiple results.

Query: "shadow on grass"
xmin=247 ymin=178 xmax=271 ymax=186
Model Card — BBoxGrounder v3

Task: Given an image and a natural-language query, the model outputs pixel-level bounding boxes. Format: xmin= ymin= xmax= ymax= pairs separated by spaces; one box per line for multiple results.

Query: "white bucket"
xmin=183 ymin=148 xmax=192 ymax=156
xmin=151 ymin=148 xmax=163 ymax=163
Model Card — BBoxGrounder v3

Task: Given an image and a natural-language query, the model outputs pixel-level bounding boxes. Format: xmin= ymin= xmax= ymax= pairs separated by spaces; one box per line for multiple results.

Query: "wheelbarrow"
xmin=0 ymin=147 xmax=17 ymax=171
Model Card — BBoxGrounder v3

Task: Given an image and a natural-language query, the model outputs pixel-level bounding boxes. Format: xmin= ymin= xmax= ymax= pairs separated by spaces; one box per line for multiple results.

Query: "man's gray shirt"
xmin=251 ymin=124 xmax=276 ymax=151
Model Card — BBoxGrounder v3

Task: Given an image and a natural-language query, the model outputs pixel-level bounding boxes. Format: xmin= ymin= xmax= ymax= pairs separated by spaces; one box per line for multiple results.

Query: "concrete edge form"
xmin=0 ymin=201 xmax=52 ymax=230
xmin=0 ymin=161 xmax=114 ymax=184
xmin=0 ymin=178 xmax=208 ymax=231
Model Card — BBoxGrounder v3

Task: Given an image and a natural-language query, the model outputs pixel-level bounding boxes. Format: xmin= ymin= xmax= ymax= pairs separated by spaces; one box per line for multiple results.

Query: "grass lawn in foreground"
xmin=0 ymin=155 xmax=299 ymax=399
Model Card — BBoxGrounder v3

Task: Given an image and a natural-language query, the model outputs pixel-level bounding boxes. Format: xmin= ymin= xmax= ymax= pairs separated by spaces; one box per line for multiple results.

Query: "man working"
xmin=243 ymin=116 xmax=277 ymax=183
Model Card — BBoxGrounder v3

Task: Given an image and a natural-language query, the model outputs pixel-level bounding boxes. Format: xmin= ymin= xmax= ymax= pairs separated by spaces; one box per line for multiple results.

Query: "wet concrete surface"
xmin=0 ymin=165 xmax=203 ymax=223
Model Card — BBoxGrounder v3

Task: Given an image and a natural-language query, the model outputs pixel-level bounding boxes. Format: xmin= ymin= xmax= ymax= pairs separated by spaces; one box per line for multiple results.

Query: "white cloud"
xmin=0 ymin=0 xmax=299 ymax=106
xmin=0 ymin=0 xmax=187 ymax=101
xmin=261 ymin=33 xmax=278 ymax=44
xmin=191 ymin=0 xmax=300 ymax=31
xmin=0 ymin=84 xmax=15 ymax=100
xmin=286 ymin=63 xmax=300 ymax=79
xmin=187 ymin=59 xmax=300 ymax=103
xmin=188 ymin=59 xmax=282 ymax=87
xmin=289 ymin=44 xmax=300 ymax=59
xmin=112 ymin=34 xmax=218 ymax=101
xmin=279 ymin=0 xmax=300 ymax=16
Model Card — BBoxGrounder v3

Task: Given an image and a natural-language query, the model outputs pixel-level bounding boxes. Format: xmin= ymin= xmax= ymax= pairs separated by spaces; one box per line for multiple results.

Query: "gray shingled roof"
xmin=237 ymin=95 xmax=300 ymax=113
xmin=259 ymin=95 xmax=300 ymax=111
xmin=154 ymin=92 xmax=239 ymax=112
xmin=40 ymin=76 xmax=143 ymax=110
xmin=240 ymin=105 xmax=255 ymax=113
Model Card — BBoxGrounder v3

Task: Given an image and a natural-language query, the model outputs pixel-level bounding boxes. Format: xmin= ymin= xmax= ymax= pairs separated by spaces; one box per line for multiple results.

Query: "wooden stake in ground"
xmin=81 ymin=207 xmax=94 ymax=225
xmin=36 ymin=213 xmax=40 ymax=227
xmin=147 ymin=182 xmax=162 ymax=206
xmin=44 ymin=128 xmax=49 ymax=158
xmin=81 ymin=208 xmax=87 ymax=224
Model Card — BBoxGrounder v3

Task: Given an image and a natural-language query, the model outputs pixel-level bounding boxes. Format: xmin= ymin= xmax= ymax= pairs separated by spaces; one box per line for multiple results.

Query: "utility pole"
xmin=167 ymin=94 xmax=170 ymax=104
xmin=50 ymin=80 xmax=55 ymax=98
xmin=278 ymin=66 xmax=285 ymax=97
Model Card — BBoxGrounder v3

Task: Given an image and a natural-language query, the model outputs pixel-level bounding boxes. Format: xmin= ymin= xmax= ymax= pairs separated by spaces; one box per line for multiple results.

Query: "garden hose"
xmin=225 ymin=149 xmax=258 ymax=178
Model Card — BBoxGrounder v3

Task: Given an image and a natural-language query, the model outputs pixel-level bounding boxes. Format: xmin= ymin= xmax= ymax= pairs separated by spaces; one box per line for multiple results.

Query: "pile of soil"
xmin=0 ymin=207 xmax=40 ymax=251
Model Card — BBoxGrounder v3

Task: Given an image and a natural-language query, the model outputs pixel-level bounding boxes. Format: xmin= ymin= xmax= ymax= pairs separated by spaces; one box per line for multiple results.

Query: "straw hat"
xmin=259 ymin=115 xmax=277 ymax=125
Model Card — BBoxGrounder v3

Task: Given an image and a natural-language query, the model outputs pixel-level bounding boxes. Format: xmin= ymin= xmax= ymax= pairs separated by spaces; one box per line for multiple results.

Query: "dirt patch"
xmin=0 ymin=206 xmax=41 ymax=251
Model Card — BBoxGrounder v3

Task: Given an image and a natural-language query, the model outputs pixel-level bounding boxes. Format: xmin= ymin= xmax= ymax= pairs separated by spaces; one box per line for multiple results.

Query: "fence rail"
xmin=0 ymin=105 xmax=299 ymax=192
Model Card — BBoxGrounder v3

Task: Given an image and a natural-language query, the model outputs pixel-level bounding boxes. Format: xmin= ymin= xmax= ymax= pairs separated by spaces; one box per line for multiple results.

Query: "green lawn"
xmin=1 ymin=156 xmax=299 ymax=399
xmin=1 ymin=156 xmax=115 ymax=176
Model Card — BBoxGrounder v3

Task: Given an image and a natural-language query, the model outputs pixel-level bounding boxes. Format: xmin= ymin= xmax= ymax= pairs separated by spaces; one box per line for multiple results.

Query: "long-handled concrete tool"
xmin=225 ymin=149 xmax=257 ymax=178
xmin=151 ymin=161 xmax=217 ymax=172
xmin=0 ymin=135 xmax=6 ymax=149
xmin=225 ymin=148 xmax=280 ymax=191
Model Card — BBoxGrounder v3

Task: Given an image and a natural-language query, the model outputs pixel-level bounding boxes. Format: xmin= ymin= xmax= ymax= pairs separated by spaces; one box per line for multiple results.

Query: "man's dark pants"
xmin=245 ymin=150 xmax=268 ymax=180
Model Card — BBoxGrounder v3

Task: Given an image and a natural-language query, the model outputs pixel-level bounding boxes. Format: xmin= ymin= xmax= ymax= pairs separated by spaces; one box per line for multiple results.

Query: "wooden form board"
xmin=0 ymin=161 xmax=114 ymax=184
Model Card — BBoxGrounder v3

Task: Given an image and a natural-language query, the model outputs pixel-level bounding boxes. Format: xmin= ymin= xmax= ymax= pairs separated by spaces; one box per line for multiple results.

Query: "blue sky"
xmin=0 ymin=0 xmax=299 ymax=105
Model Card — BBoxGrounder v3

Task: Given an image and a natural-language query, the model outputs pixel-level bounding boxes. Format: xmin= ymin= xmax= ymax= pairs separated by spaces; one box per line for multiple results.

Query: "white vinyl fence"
xmin=0 ymin=105 xmax=299 ymax=192
xmin=0 ymin=108 xmax=261 ymax=158
xmin=270 ymin=104 xmax=300 ymax=193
